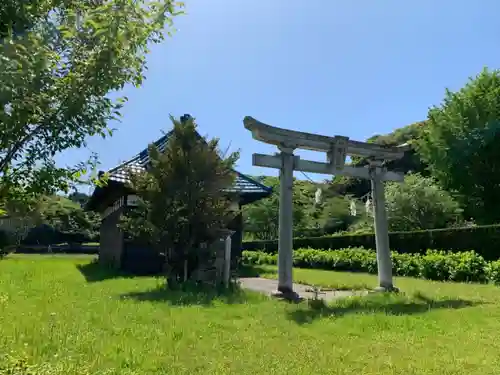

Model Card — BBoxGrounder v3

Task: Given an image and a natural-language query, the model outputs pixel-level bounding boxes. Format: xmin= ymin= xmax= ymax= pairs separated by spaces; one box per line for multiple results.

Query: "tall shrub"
xmin=121 ymin=115 xmax=239 ymax=288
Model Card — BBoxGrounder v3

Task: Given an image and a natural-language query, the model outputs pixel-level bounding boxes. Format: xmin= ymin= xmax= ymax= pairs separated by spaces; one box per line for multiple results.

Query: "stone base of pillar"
xmin=373 ymin=285 xmax=400 ymax=293
xmin=271 ymin=289 xmax=303 ymax=302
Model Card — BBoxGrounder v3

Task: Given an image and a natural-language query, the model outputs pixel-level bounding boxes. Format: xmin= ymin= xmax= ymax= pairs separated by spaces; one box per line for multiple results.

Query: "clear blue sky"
xmin=60 ymin=0 xmax=500 ymax=190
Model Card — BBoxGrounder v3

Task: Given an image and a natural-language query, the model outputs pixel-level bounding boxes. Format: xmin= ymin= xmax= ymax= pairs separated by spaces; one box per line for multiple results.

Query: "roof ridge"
xmin=234 ymin=171 xmax=272 ymax=192
xmin=104 ymin=128 xmax=272 ymax=196
xmin=106 ymin=131 xmax=173 ymax=174
xmin=107 ymin=154 xmax=142 ymax=174
xmin=137 ymin=131 xmax=173 ymax=160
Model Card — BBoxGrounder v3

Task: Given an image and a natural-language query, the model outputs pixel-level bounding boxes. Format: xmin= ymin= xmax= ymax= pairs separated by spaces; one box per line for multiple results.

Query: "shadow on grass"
xmin=288 ymin=291 xmax=481 ymax=324
xmin=120 ymin=283 xmax=251 ymax=306
xmin=76 ymin=260 xmax=143 ymax=283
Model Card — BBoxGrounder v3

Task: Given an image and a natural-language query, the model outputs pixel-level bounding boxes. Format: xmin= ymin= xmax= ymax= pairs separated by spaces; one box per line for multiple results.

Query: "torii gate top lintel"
xmin=243 ymin=116 xmax=410 ymax=161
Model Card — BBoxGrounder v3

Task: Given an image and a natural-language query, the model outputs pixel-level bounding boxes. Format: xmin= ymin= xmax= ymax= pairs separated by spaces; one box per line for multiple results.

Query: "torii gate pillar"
xmin=275 ymin=146 xmax=296 ymax=299
xmin=370 ymin=162 xmax=396 ymax=291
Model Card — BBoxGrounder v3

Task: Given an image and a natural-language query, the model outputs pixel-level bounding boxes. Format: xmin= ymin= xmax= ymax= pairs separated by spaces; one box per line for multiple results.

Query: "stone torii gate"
xmin=243 ymin=116 xmax=409 ymax=299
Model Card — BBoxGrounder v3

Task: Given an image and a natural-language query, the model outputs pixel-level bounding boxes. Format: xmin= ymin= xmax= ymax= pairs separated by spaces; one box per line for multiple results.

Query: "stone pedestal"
xmin=191 ymin=230 xmax=234 ymax=287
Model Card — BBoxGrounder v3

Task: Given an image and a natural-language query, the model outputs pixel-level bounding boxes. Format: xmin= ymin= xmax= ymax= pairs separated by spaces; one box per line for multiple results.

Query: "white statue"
xmin=314 ymin=188 xmax=322 ymax=204
xmin=350 ymin=200 xmax=357 ymax=216
xmin=365 ymin=198 xmax=372 ymax=216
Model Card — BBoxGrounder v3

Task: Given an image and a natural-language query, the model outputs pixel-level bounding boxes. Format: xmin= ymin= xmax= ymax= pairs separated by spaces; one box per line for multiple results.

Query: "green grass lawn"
xmin=2 ymin=255 xmax=500 ymax=374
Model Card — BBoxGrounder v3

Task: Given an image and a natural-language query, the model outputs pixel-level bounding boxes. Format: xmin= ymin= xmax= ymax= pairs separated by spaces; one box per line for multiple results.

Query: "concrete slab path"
xmin=239 ymin=277 xmax=368 ymax=302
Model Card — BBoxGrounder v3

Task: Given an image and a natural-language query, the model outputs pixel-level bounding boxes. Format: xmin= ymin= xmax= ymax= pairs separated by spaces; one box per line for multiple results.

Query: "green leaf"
xmin=0 ymin=0 xmax=183 ymax=204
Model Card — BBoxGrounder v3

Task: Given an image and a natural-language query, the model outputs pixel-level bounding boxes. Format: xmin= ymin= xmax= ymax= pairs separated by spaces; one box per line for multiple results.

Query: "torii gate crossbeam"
xmin=244 ymin=116 xmax=409 ymax=300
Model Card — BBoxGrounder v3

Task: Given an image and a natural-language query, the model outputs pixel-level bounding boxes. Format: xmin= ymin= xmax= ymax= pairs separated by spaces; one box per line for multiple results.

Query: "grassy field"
xmin=1 ymin=256 xmax=500 ymax=374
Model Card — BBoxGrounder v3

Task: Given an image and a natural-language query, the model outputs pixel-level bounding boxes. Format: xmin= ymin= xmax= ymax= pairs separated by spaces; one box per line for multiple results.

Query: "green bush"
xmin=241 ymin=247 xmax=496 ymax=283
xmin=445 ymin=251 xmax=488 ymax=282
xmin=485 ymin=261 xmax=500 ymax=285
xmin=418 ymin=250 xmax=452 ymax=281
xmin=242 ymin=224 xmax=500 ymax=261
xmin=392 ymin=252 xmax=422 ymax=278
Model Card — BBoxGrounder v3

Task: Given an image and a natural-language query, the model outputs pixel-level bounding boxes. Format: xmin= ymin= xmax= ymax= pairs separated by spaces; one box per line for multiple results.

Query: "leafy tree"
xmin=0 ymin=0 xmax=183 ymax=211
xmin=242 ymin=191 xmax=278 ymax=241
xmin=346 ymin=173 xmax=463 ymax=233
xmin=329 ymin=175 xmax=371 ymax=200
xmin=385 ymin=173 xmax=463 ymax=231
xmin=68 ymin=191 xmax=90 ymax=206
xmin=315 ymin=196 xmax=355 ymax=233
xmin=417 ymin=68 xmax=500 ymax=224
xmin=121 ymin=116 xmax=239 ymax=288
xmin=243 ymin=177 xmax=355 ymax=239
xmin=242 ymin=176 xmax=313 ymax=240
xmin=360 ymin=120 xmax=427 ymax=174
xmin=33 ymin=195 xmax=100 ymax=242
xmin=330 ymin=120 xmax=427 ymax=199
xmin=347 ymin=215 xmax=374 ymax=234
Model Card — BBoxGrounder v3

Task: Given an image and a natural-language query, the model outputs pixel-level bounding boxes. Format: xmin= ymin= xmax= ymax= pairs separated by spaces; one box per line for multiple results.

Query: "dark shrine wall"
xmin=95 ymin=185 xmax=129 ymax=268
xmin=99 ymin=204 xmax=125 ymax=268
xmin=93 ymin=185 xmax=250 ymax=274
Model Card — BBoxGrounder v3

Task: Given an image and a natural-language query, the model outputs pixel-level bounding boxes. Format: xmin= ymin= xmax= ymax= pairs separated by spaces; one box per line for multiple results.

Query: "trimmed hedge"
xmin=242 ymin=248 xmax=500 ymax=284
xmin=242 ymin=224 xmax=500 ymax=261
xmin=21 ymin=224 xmax=98 ymax=246
xmin=15 ymin=244 xmax=99 ymax=254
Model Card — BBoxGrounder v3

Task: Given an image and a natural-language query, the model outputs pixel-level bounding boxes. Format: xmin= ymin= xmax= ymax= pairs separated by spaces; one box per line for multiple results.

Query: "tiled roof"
xmin=107 ymin=133 xmax=272 ymax=196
